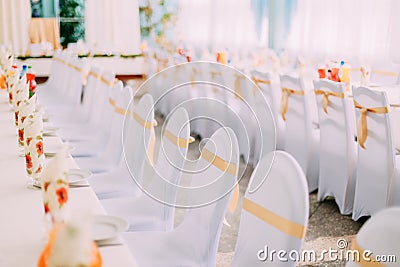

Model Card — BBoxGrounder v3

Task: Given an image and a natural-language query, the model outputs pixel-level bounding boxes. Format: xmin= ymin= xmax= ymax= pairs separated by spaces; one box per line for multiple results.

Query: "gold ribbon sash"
xmin=350 ymin=238 xmax=385 ymax=267
xmin=280 ymin=87 xmax=305 ymax=121
xmin=354 ymin=100 xmax=389 ymax=149
xmin=88 ymin=71 xmax=116 ymax=87
xmin=234 ymin=74 xmax=244 ymax=99
xmin=201 ymin=148 xmax=238 ymax=176
xmin=372 ymin=70 xmax=398 ymax=77
xmin=314 ymin=89 xmax=345 ymax=114
xmin=190 ymin=68 xmax=197 ymax=87
xmin=163 ymin=129 xmax=193 ymax=148
xmin=243 ymin=198 xmax=306 ymax=239
xmin=132 ymin=112 xmax=157 ymax=129
xmin=108 ymin=98 xmax=116 ymax=107
xmin=251 ymin=77 xmax=272 ymax=96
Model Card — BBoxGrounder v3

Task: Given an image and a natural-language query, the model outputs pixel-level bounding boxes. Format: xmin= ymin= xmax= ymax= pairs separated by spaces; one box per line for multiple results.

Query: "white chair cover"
xmin=75 ymin=82 xmax=131 ymax=173
xmin=251 ymin=70 xmax=284 ymax=162
xmin=313 ymin=79 xmax=357 ymax=215
xmin=346 ymin=207 xmax=400 ymax=267
xmin=231 ymin=150 xmax=309 ymax=267
xmin=352 ymin=86 xmax=396 ymax=220
xmin=370 ymin=62 xmax=400 ymax=86
xmin=89 ymin=94 xmax=154 ymax=199
xmin=121 ymin=127 xmax=239 ymax=267
xmin=59 ymin=70 xmax=116 ymax=156
xmin=280 ymin=74 xmax=320 ymax=192
xmin=101 ymin=107 xmax=191 ymax=231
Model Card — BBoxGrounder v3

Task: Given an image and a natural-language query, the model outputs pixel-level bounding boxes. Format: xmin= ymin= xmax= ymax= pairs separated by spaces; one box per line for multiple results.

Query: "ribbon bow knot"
xmin=251 ymin=77 xmax=271 ymax=96
xmin=314 ymin=89 xmax=345 ymax=114
xmin=354 ymin=100 xmax=389 ymax=149
xmin=280 ymin=87 xmax=305 ymax=121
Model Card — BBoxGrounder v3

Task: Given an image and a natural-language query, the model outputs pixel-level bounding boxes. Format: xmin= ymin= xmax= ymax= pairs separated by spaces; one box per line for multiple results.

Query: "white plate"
xmin=91 ymin=215 xmax=128 ymax=241
xmin=68 ymin=168 xmax=92 ymax=184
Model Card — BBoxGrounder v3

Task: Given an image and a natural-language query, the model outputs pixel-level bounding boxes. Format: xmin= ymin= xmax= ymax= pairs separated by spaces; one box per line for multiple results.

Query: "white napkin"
xmin=17 ymin=94 xmax=37 ymax=147
xmin=13 ymin=76 xmax=29 ymax=125
xmin=6 ymin=68 xmax=19 ymax=104
xmin=24 ymin=112 xmax=45 ymax=178
xmin=40 ymin=146 xmax=69 ymax=222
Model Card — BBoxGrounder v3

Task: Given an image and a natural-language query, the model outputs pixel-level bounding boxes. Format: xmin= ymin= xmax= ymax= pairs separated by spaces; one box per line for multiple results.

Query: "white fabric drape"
xmin=0 ymin=0 xmax=31 ymax=56
xmin=286 ymin=0 xmax=400 ymax=63
xmin=85 ymin=0 xmax=141 ymax=55
xmin=176 ymin=0 xmax=258 ymax=50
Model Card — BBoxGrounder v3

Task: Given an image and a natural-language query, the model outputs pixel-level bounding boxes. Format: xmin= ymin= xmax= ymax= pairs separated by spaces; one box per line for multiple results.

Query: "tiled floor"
xmin=146 ymin=110 xmax=367 ymax=267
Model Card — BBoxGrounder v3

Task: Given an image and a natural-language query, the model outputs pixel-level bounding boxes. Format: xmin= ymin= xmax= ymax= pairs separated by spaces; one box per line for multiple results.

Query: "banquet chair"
xmin=352 ymin=86 xmax=396 ymax=220
xmin=251 ymin=70 xmax=285 ymax=150
xmin=89 ymin=94 xmax=155 ymax=199
xmin=57 ymin=70 xmax=116 ymax=153
xmin=37 ymin=52 xmax=75 ymax=106
xmin=50 ymin=66 xmax=103 ymax=127
xmin=346 ymin=207 xmax=400 ymax=267
xmin=42 ymin=57 xmax=89 ymax=110
xmin=121 ymin=127 xmax=239 ymax=267
xmin=36 ymin=51 xmax=64 ymax=92
xmin=101 ymin=107 xmax=191 ymax=231
xmin=370 ymin=62 xmax=400 ymax=86
xmin=222 ymin=67 xmax=257 ymax=165
xmin=313 ymin=79 xmax=357 ymax=215
xmin=231 ymin=150 xmax=309 ymax=267
xmin=74 ymin=82 xmax=131 ymax=173
xmin=280 ymin=74 xmax=320 ymax=192
xmin=198 ymin=62 xmax=229 ymax=139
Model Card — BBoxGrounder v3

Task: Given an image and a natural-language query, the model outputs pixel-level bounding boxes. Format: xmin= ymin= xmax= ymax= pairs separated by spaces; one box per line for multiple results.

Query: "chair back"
xmin=313 ymin=79 xmax=357 ymax=214
xmin=96 ymin=82 xmax=132 ymax=168
xmin=174 ymin=127 xmax=239 ymax=266
xmin=352 ymin=86 xmax=395 ymax=220
xmin=141 ymin=107 xmax=191 ymax=231
xmin=124 ymin=94 xmax=155 ymax=188
xmin=231 ymin=150 xmax=309 ymax=267
xmin=370 ymin=62 xmax=400 ymax=86
xmin=346 ymin=207 xmax=400 ymax=267
xmin=280 ymin=74 xmax=319 ymax=191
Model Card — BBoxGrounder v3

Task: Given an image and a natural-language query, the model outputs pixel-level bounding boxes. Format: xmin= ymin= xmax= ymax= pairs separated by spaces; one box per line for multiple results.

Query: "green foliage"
xmin=59 ymin=0 xmax=85 ymax=47
xmin=139 ymin=0 xmax=176 ymax=40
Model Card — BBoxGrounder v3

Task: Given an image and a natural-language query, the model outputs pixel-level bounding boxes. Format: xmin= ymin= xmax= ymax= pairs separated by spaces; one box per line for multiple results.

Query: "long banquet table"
xmin=0 ymin=92 xmax=138 ymax=266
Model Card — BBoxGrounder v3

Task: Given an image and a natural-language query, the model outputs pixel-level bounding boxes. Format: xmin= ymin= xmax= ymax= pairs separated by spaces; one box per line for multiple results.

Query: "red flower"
xmin=26 ymin=137 xmax=32 ymax=146
xmin=44 ymin=203 xmax=50 ymax=213
xmin=35 ymin=165 xmax=43 ymax=174
xmin=43 ymin=182 xmax=50 ymax=191
xmin=25 ymin=154 xmax=32 ymax=169
xmin=21 ymin=116 xmax=26 ymax=124
xmin=36 ymin=141 xmax=43 ymax=155
xmin=8 ymin=93 xmax=12 ymax=101
xmin=18 ymin=129 xmax=24 ymax=142
xmin=56 ymin=187 xmax=68 ymax=205
xmin=14 ymin=111 xmax=19 ymax=125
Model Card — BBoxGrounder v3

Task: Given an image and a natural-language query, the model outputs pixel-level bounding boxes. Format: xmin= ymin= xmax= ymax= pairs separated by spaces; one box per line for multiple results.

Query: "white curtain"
xmin=0 ymin=0 xmax=31 ymax=56
xmin=286 ymin=0 xmax=400 ymax=63
xmin=85 ymin=0 xmax=141 ymax=55
xmin=175 ymin=0 xmax=259 ymax=50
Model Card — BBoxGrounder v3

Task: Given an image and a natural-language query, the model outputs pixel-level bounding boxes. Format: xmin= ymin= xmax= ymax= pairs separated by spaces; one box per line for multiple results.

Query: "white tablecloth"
xmin=0 ymin=93 xmax=138 ymax=266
